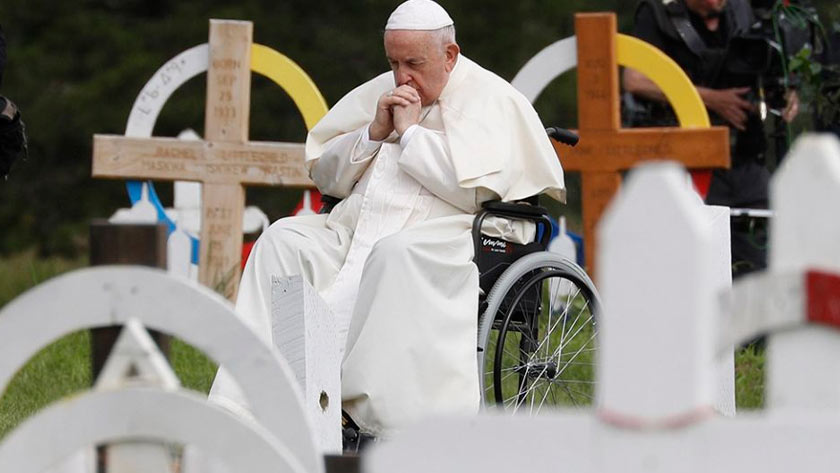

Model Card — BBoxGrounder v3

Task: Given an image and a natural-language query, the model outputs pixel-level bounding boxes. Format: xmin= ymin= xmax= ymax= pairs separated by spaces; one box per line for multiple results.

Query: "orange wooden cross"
xmin=557 ymin=13 xmax=730 ymax=280
xmin=92 ymin=20 xmax=313 ymax=301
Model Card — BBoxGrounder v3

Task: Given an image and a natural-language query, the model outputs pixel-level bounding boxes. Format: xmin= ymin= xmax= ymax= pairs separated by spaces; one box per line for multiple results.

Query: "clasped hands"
xmin=369 ymin=85 xmax=422 ymax=141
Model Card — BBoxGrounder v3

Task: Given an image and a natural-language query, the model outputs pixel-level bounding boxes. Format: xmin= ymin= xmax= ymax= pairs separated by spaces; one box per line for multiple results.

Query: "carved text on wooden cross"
xmin=92 ymin=20 xmax=313 ymax=300
xmin=557 ymin=13 xmax=730 ymax=280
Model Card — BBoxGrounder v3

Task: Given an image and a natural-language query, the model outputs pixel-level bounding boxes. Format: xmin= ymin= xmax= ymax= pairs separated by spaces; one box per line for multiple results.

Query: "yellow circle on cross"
xmin=251 ymin=44 xmax=329 ymax=130
xmin=616 ymin=34 xmax=710 ymax=127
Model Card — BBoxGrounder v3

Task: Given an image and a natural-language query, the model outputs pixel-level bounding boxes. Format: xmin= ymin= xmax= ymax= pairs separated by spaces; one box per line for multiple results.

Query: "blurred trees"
xmin=0 ymin=0 xmax=834 ymax=256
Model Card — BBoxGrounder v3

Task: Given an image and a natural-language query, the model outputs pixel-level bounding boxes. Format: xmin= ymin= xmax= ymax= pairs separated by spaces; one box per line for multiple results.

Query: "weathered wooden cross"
xmin=559 ymin=13 xmax=730 ymax=280
xmin=92 ymin=20 xmax=313 ymax=300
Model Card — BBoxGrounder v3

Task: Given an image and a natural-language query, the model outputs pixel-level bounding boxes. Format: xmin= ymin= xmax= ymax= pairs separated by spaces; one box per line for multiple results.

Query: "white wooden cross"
xmin=97 ymin=319 xmax=182 ymax=473
xmin=596 ymin=162 xmax=734 ymax=421
xmin=0 ymin=266 xmax=324 ymax=473
xmin=723 ymin=134 xmax=840 ymax=410
xmin=92 ymin=20 xmax=313 ymax=300
xmin=0 ymin=319 xmax=305 ymax=473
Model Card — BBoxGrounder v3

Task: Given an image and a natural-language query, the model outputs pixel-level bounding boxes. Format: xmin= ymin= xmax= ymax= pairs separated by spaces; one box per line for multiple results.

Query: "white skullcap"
xmin=385 ymin=0 xmax=454 ymax=31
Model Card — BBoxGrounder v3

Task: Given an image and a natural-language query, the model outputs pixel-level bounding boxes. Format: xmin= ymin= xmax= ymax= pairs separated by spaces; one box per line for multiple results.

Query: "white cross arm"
xmin=0 ymin=388 xmax=305 ymax=473
xmin=721 ymin=269 xmax=840 ymax=351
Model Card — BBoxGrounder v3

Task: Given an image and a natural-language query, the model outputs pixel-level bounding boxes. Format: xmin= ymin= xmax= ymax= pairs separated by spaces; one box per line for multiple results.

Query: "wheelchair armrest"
xmin=472 ymin=200 xmax=554 ymax=259
xmin=480 ymin=200 xmax=548 ymax=218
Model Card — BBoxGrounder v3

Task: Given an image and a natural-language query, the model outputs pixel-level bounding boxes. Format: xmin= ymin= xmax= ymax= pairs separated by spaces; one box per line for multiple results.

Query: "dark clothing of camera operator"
xmin=0 ymin=23 xmax=27 ymax=179
xmin=623 ymin=0 xmax=798 ymax=278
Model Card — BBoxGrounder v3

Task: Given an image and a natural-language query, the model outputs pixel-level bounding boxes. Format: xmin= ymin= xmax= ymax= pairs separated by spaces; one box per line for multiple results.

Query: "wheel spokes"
xmin=489 ymin=271 xmax=599 ymax=412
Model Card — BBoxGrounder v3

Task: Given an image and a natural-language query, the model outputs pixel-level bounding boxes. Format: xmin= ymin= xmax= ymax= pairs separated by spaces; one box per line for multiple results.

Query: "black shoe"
xmin=341 ymin=411 xmax=377 ymax=455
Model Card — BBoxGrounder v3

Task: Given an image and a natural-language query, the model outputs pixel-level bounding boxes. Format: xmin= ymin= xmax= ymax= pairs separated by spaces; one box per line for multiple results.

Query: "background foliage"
xmin=0 ymin=0 xmax=836 ymax=257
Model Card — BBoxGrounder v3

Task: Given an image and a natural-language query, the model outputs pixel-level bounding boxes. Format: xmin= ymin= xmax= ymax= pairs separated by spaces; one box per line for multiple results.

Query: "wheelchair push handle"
xmin=546 ymin=127 xmax=579 ymax=147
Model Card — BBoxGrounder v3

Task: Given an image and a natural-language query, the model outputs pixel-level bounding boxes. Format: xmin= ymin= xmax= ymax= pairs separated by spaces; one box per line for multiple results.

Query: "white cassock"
xmin=210 ymin=55 xmax=566 ymax=436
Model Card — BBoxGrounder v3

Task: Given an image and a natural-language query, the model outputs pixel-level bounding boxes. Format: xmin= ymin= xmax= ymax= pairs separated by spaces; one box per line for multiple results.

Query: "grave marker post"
xmin=561 ymin=13 xmax=730 ymax=279
xmin=89 ymin=220 xmax=170 ymax=378
xmin=726 ymin=135 xmax=840 ymax=410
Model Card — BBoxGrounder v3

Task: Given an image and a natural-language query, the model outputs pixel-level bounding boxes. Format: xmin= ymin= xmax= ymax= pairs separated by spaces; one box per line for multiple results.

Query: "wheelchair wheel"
xmin=477 ymin=251 xmax=600 ymax=413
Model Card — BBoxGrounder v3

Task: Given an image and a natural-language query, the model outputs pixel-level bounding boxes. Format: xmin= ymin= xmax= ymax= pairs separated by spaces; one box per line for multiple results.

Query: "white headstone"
xmin=95 ymin=319 xmax=180 ymax=390
xmin=168 ymin=222 xmax=194 ymax=278
xmin=365 ymin=408 xmax=840 ymax=473
xmin=96 ymin=320 xmax=181 ymax=473
xmin=705 ymin=204 xmax=736 ymax=416
xmin=272 ymin=275 xmax=341 ymax=454
xmin=296 ymin=190 xmax=318 ymax=216
xmin=548 ymin=216 xmax=577 ymax=264
xmin=770 ymin=134 xmax=840 ymax=272
xmin=597 ymin=162 xmax=719 ymax=423
xmin=109 ymin=182 xmax=158 ymax=223
xmin=767 ymin=134 xmax=840 ymax=411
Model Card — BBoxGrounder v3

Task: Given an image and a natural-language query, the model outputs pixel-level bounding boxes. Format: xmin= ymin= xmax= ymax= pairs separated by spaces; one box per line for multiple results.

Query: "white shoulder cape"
xmin=305 ymin=55 xmax=566 ymax=203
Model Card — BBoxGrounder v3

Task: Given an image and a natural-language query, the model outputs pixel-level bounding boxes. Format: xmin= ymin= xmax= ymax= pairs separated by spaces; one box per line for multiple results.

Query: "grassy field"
xmin=0 ymin=251 xmax=765 ymax=441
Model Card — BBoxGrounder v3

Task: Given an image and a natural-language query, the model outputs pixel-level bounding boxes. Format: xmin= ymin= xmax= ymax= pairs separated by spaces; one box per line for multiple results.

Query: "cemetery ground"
xmin=0 ymin=250 xmax=765 ymax=440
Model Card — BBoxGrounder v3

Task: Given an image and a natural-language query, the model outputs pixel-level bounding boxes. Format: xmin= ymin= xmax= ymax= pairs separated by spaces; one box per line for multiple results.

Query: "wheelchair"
xmin=473 ymin=127 xmax=601 ymax=413
xmin=323 ymin=127 xmax=601 ymax=416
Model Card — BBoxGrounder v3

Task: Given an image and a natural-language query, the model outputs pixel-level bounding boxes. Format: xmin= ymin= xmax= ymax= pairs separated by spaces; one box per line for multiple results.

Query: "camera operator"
xmin=0 ymin=22 xmax=27 ymax=179
xmin=623 ymin=0 xmax=799 ymax=278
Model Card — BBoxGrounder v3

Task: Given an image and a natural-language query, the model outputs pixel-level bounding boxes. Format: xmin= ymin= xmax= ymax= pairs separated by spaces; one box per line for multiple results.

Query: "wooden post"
xmin=92 ymin=20 xmax=314 ymax=301
xmin=560 ymin=13 xmax=730 ymax=280
xmin=89 ymin=220 xmax=169 ymax=380
xmin=325 ymin=455 xmax=360 ymax=473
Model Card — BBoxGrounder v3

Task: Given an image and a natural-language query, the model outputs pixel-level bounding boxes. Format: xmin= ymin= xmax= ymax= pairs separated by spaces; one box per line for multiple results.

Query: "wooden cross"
xmin=92 ymin=20 xmax=313 ymax=301
xmin=558 ymin=13 xmax=730 ymax=280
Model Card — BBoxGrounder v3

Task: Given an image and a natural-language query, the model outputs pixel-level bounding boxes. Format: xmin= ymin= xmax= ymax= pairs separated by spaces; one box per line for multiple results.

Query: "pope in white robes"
xmin=211 ymin=0 xmax=567 ymax=437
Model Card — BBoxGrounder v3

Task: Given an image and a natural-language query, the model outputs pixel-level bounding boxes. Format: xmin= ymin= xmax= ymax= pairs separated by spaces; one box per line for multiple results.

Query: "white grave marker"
xmin=597 ymin=162 xmax=724 ymax=423
xmin=0 ymin=385 xmax=306 ymax=473
xmin=726 ymin=134 xmax=840 ymax=411
xmin=0 ymin=266 xmax=324 ymax=473
xmin=96 ymin=319 xmax=180 ymax=473
xmin=272 ymin=275 xmax=341 ymax=453
xmin=510 ymin=36 xmax=577 ymax=102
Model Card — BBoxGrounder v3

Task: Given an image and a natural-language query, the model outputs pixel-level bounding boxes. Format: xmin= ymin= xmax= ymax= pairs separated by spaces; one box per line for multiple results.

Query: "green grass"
xmin=735 ymin=343 xmax=766 ymax=409
xmin=0 ymin=250 xmax=88 ymax=307
xmin=0 ymin=251 xmax=90 ymax=439
xmin=170 ymin=339 xmax=219 ymax=394
xmin=0 ymin=331 xmax=92 ymax=439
